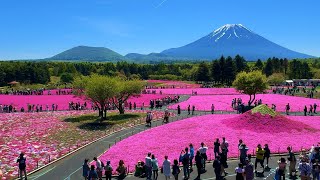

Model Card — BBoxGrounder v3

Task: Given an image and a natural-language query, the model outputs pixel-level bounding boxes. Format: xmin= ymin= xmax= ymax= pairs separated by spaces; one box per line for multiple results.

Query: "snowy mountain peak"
xmin=211 ymin=24 xmax=254 ymax=42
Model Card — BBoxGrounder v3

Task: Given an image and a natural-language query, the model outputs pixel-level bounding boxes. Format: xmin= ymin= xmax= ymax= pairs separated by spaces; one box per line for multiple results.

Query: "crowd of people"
xmin=0 ymin=88 xmax=73 ymax=95
xmin=79 ymin=139 xmax=320 ymax=180
xmin=272 ymin=86 xmax=317 ymax=98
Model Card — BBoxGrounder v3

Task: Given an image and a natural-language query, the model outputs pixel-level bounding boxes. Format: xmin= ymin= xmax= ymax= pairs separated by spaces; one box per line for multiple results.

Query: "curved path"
xmin=28 ymin=94 xmax=312 ymax=180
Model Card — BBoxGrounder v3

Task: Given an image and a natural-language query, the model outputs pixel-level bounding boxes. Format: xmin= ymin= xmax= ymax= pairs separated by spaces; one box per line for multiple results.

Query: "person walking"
xmin=151 ymin=155 xmax=159 ymax=180
xmin=189 ymin=144 xmax=195 ymax=172
xmin=314 ymin=103 xmax=318 ymax=114
xmin=195 ymin=151 xmax=202 ymax=180
xmin=287 ymin=146 xmax=297 ymax=178
xmin=255 ymin=144 xmax=265 ymax=173
xmin=199 ymin=142 xmax=208 ymax=171
xmin=192 ymin=105 xmax=195 ymax=115
xmin=188 ymin=105 xmax=190 ymax=115
xmin=309 ymin=105 xmax=314 ymax=115
xmin=82 ymin=159 xmax=90 ymax=180
xmin=93 ymin=157 xmax=103 ymax=180
xmin=146 ymin=153 xmax=153 ymax=180
xmin=211 ymin=104 xmax=215 ymax=114
xmin=179 ymin=148 xmax=190 ymax=180
xmin=221 ymin=137 xmax=229 ymax=159
xmin=214 ymin=138 xmax=220 ymax=158
xmin=304 ymin=105 xmax=308 ymax=116
xmin=162 ymin=156 xmax=171 ymax=180
xmin=264 ymin=144 xmax=271 ymax=169
xmin=239 ymin=144 xmax=249 ymax=165
xmin=286 ymin=103 xmax=290 ymax=115
xmin=172 ymin=159 xmax=180 ymax=180
xmin=177 ymin=105 xmax=181 ymax=116
xmin=17 ymin=152 xmax=27 ymax=180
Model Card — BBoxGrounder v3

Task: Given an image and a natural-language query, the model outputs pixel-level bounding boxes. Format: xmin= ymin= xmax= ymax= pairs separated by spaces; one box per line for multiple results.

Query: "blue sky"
xmin=0 ymin=0 xmax=319 ymax=59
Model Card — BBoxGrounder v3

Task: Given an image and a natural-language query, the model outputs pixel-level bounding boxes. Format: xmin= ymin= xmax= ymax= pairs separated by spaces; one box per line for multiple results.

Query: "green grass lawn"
xmin=64 ymin=112 xmax=146 ymax=131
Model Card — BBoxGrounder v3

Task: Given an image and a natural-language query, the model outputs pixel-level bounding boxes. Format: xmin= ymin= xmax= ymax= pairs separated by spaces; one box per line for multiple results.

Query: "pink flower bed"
xmin=0 ymin=111 xmax=95 ymax=179
xmin=126 ymin=94 xmax=168 ymax=107
xmin=169 ymin=94 xmax=320 ymax=112
xmin=98 ymin=114 xmax=320 ymax=173
xmin=0 ymin=95 xmax=90 ymax=110
xmin=0 ymin=93 xmax=166 ymax=110
xmin=146 ymin=88 xmax=241 ymax=95
xmin=146 ymin=80 xmax=200 ymax=88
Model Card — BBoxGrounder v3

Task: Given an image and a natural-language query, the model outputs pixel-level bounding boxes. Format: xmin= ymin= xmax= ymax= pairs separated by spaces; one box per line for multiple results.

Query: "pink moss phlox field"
xmin=0 ymin=111 xmax=95 ymax=179
xmin=146 ymin=80 xmax=200 ymax=88
xmin=0 ymin=95 xmax=90 ymax=110
xmin=146 ymin=88 xmax=241 ymax=95
xmin=222 ymin=111 xmax=318 ymax=133
xmin=98 ymin=114 xmax=320 ymax=173
xmin=169 ymin=94 xmax=320 ymax=112
xmin=0 ymin=93 xmax=168 ymax=110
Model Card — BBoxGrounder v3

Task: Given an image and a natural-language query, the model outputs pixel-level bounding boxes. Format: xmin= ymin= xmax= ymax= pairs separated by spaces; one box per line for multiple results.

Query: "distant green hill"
xmin=48 ymin=46 xmax=126 ymax=62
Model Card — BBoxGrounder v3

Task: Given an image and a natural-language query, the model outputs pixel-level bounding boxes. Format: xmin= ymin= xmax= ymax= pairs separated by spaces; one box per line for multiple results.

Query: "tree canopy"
xmin=232 ymin=71 xmax=268 ymax=106
xmin=73 ymin=75 xmax=144 ymax=117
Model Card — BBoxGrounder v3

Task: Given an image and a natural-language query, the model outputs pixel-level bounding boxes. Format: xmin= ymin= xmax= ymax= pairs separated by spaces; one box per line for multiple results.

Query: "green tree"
xmin=232 ymin=71 xmax=268 ymax=106
xmin=234 ymin=55 xmax=247 ymax=72
xmin=73 ymin=75 xmax=118 ymax=120
xmin=225 ymin=56 xmax=237 ymax=85
xmin=111 ymin=80 xmax=144 ymax=114
xmin=196 ymin=62 xmax=210 ymax=82
xmin=254 ymin=59 xmax=264 ymax=70
xmin=211 ymin=60 xmax=221 ymax=83
xmin=60 ymin=73 xmax=74 ymax=83
xmin=267 ymin=73 xmax=285 ymax=86
xmin=264 ymin=59 xmax=273 ymax=76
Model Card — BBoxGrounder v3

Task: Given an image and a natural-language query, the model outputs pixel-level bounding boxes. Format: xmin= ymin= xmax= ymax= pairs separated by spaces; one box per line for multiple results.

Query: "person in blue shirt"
xmin=189 ymin=144 xmax=195 ymax=172
xmin=82 ymin=159 xmax=90 ymax=180
xmin=88 ymin=165 xmax=98 ymax=180
xmin=179 ymin=147 xmax=190 ymax=180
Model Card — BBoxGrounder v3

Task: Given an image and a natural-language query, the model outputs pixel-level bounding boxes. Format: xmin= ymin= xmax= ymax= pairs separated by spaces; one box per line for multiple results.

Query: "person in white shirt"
xmin=199 ymin=142 xmax=208 ymax=171
xmin=162 ymin=156 xmax=171 ymax=180
xmin=93 ymin=157 xmax=102 ymax=180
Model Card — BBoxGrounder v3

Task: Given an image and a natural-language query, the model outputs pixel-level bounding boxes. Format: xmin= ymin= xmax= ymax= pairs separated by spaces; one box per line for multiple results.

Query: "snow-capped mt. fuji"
xmin=160 ymin=24 xmax=313 ymax=60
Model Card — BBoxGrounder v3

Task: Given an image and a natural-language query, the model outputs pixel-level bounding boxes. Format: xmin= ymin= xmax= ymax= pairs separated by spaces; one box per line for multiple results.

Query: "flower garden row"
xmin=0 ymin=110 xmax=167 ymax=179
xmin=0 ymin=94 xmax=167 ymax=111
xmin=98 ymin=113 xmax=320 ymax=173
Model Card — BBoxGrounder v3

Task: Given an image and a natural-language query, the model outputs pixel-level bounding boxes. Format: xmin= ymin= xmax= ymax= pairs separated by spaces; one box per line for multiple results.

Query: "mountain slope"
xmin=49 ymin=46 xmax=126 ymax=61
xmin=161 ymin=24 xmax=313 ymax=60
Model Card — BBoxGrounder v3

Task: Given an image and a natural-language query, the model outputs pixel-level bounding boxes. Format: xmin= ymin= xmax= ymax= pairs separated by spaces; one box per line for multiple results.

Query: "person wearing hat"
xmin=105 ymin=160 xmax=113 ymax=180
xmin=17 ymin=152 xmax=27 ymax=180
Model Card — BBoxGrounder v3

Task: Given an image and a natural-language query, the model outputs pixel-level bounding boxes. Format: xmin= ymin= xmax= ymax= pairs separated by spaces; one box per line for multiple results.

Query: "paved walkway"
xmin=27 ymin=95 xmax=313 ymax=180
